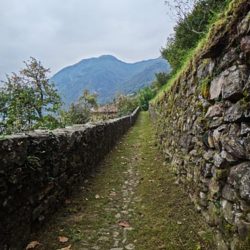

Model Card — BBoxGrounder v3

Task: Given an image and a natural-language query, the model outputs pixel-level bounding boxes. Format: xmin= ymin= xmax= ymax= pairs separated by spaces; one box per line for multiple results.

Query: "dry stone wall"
xmin=150 ymin=1 xmax=250 ymax=249
xmin=0 ymin=107 xmax=139 ymax=250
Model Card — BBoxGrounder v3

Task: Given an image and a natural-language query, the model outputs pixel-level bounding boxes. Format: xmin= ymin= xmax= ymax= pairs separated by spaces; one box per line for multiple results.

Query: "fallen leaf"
xmin=26 ymin=241 xmax=40 ymax=249
xmin=57 ymin=245 xmax=71 ymax=250
xmin=118 ymin=221 xmax=130 ymax=228
xmin=58 ymin=236 xmax=69 ymax=243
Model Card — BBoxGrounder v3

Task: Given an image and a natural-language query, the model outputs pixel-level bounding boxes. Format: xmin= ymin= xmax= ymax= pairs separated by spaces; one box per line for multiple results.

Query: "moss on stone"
xmin=215 ymin=169 xmax=228 ymax=181
xmin=200 ymin=77 xmax=211 ymax=99
xmin=240 ymin=96 xmax=250 ymax=112
xmin=223 ymin=220 xmax=236 ymax=235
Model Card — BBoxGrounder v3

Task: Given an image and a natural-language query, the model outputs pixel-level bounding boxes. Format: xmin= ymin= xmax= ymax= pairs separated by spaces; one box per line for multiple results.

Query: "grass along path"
xmin=30 ymin=112 xmax=215 ymax=250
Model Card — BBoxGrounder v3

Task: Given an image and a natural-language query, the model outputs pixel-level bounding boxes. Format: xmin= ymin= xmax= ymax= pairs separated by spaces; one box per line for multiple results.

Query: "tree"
xmin=0 ymin=58 xmax=62 ymax=134
xmin=114 ymin=94 xmax=138 ymax=116
xmin=0 ymin=89 xmax=9 ymax=133
xmin=78 ymin=89 xmax=98 ymax=111
xmin=138 ymin=87 xmax=156 ymax=111
xmin=1 ymin=74 xmax=37 ymax=132
xmin=20 ymin=57 xmax=61 ymax=119
xmin=153 ymin=72 xmax=171 ymax=89
xmin=62 ymin=90 xmax=98 ymax=125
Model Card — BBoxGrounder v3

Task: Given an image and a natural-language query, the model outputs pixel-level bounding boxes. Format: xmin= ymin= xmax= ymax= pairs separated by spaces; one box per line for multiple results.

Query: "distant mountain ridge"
xmin=51 ymin=55 xmax=170 ymax=105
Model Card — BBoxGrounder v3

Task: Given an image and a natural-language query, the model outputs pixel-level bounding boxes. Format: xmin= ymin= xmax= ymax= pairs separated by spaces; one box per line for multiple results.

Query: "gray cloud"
xmin=0 ymin=0 xmax=175 ymax=79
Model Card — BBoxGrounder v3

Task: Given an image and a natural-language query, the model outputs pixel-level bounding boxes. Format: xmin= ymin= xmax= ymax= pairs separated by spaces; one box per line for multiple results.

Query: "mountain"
xmin=51 ymin=55 xmax=170 ymax=105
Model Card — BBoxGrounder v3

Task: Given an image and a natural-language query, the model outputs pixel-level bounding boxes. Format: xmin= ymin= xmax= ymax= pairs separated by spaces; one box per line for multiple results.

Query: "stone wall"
xmin=0 ymin=107 xmax=139 ymax=250
xmin=150 ymin=1 xmax=250 ymax=249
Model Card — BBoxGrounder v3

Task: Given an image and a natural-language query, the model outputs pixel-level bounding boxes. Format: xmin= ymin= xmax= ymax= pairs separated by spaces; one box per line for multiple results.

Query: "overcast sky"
xmin=0 ymin=0 xmax=175 ymax=79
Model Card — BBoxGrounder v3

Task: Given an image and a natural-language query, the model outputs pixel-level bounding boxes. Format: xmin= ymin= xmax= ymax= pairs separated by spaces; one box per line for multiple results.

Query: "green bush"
xmin=114 ymin=94 xmax=138 ymax=116
xmin=62 ymin=90 xmax=98 ymax=125
xmin=138 ymin=87 xmax=156 ymax=111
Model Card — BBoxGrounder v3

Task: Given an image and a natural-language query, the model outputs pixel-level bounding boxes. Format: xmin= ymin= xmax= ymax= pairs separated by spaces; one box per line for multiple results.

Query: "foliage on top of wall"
xmin=151 ymin=0 xmax=247 ymax=105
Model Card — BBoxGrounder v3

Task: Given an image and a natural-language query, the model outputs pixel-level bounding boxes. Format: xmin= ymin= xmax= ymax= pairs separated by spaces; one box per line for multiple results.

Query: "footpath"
xmin=30 ymin=112 xmax=215 ymax=250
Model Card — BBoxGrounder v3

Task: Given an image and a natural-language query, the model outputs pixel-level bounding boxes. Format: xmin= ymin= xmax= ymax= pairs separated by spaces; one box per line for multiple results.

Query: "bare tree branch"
xmin=165 ymin=0 xmax=207 ymax=35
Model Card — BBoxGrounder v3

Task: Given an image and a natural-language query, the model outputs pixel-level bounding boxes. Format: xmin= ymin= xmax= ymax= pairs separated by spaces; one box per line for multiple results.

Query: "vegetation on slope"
xmin=151 ymin=0 xmax=233 ymax=104
xmin=162 ymin=0 xmax=229 ymax=74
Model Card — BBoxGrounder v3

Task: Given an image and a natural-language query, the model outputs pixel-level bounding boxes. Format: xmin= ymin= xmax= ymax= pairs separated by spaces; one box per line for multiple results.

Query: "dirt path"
xmin=30 ymin=112 xmax=215 ymax=250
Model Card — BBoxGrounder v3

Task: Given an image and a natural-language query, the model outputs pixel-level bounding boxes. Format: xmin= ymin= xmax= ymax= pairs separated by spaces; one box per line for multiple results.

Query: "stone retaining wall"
xmin=150 ymin=1 xmax=250 ymax=249
xmin=0 ymin=107 xmax=139 ymax=250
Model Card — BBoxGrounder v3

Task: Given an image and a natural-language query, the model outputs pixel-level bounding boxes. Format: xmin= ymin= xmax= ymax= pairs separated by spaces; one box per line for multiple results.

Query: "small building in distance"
xmin=91 ymin=104 xmax=118 ymax=121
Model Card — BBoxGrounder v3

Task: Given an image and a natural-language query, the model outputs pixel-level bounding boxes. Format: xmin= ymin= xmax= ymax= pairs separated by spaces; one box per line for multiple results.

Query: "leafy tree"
xmin=153 ymin=72 xmax=171 ymax=89
xmin=20 ymin=57 xmax=61 ymax=118
xmin=62 ymin=90 xmax=98 ymax=125
xmin=114 ymin=94 xmax=138 ymax=116
xmin=1 ymin=74 xmax=37 ymax=132
xmin=33 ymin=115 xmax=61 ymax=130
xmin=78 ymin=89 xmax=98 ymax=111
xmin=0 ymin=90 xmax=8 ymax=120
xmin=138 ymin=87 xmax=156 ymax=111
xmin=0 ymin=58 xmax=62 ymax=134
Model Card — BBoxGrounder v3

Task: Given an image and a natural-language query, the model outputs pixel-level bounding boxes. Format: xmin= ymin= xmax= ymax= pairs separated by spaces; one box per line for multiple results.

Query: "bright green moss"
xmin=200 ymin=77 xmax=211 ymax=99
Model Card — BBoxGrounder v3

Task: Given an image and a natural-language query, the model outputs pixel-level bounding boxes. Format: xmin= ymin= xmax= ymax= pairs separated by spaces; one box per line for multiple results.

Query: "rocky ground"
xmin=29 ymin=112 xmax=215 ymax=250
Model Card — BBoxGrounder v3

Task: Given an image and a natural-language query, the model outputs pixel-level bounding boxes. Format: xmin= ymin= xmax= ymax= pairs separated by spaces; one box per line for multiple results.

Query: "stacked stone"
xmin=0 ymin=107 xmax=139 ymax=250
xmin=151 ymin=2 xmax=250 ymax=249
